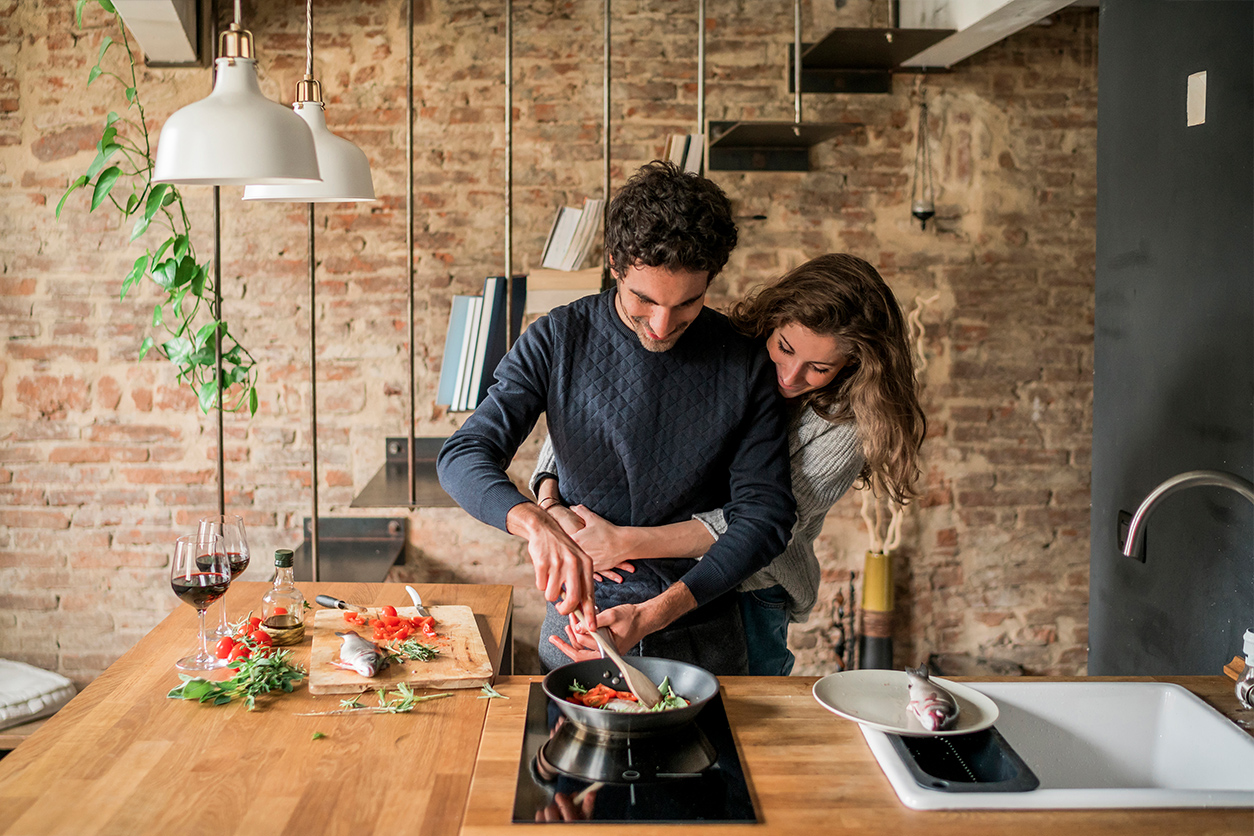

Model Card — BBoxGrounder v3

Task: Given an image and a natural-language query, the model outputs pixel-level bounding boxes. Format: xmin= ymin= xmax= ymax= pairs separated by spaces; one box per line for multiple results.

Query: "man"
xmin=436 ymin=161 xmax=794 ymax=674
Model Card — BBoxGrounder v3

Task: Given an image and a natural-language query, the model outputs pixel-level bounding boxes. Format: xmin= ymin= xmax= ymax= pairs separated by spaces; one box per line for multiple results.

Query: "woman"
xmin=534 ymin=253 xmax=926 ymax=674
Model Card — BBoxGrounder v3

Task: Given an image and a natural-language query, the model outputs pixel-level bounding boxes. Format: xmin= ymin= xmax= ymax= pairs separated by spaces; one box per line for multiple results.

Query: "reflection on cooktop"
xmin=511 ymin=683 xmax=756 ymax=824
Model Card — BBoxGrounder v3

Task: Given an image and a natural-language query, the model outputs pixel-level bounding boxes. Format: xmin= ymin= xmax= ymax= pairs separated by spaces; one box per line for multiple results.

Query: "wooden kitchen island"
xmin=0 ymin=582 xmax=514 ymax=836
xmin=1 ymin=583 xmax=1250 ymax=835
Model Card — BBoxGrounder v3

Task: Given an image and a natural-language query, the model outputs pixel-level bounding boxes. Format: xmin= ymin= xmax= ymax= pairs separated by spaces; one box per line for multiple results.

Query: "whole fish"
xmin=331 ymin=630 xmax=389 ymax=677
xmin=905 ymin=666 xmax=960 ymax=731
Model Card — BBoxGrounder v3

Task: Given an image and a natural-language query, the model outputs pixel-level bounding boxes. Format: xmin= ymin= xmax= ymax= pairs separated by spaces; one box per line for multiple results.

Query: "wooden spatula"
xmin=575 ymin=612 xmax=662 ymax=709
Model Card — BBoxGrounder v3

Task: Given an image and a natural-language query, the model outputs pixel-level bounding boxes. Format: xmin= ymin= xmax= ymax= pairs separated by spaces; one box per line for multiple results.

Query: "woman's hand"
xmin=568 ymin=505 xmax=637 ymax=582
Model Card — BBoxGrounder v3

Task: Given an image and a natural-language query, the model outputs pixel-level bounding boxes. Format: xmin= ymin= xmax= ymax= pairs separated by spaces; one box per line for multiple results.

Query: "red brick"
xmin=0 ymin=592 xmax=58 ymax=610
xmin=0 ymin=509 xmax=71 ymax=529
xmin=15 ymin=375 xmax=90 ymax=417
xmin=49 ymin=445 xmax=149 ymax=463
xmin=122 ymin=468 xmax=214 ymax=485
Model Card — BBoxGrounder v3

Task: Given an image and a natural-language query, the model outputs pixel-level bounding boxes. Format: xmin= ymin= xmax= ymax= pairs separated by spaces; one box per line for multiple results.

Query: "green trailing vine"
xmin=58 ymin=0 xmax=258 ymax=415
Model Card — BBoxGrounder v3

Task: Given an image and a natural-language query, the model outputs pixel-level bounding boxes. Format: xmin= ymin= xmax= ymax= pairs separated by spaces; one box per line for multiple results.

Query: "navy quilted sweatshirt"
xmin=437 ymin=288 xmax=795 ymax=609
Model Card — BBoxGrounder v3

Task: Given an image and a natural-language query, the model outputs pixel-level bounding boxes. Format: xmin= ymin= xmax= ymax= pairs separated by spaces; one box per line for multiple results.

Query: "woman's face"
xmin=767 ymin=322 xmax=848 ymax=400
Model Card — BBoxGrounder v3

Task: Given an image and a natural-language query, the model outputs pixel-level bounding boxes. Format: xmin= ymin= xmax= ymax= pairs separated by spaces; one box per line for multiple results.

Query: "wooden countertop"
xmin=462 ymin=675 xmax=1254 ymax=835
xmin=2 ymin=590 xmax=1250 ymax=836
xmin=0 ymin=582 xmax=513 ymax=836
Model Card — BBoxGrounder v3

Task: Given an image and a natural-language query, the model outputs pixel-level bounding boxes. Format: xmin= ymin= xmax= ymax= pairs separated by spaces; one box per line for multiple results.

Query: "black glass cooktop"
xmin=511 ymin=683 xmax=756 ymax=824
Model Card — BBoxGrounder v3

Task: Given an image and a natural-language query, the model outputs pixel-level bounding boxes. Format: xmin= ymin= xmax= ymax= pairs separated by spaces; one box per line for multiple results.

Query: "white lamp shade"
xmin=242 ymin=104 xmax=374 ymax=202
xmin=153 ymin=58 xmax=321 ymax=185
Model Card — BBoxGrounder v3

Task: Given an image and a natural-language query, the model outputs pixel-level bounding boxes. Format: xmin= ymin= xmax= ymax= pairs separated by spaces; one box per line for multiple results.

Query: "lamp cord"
xmin=306 ymin=0 xmax=313 ymax=77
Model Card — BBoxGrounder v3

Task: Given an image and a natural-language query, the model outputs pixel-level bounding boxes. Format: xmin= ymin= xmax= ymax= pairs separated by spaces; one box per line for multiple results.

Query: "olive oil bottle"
xmin=261 ymin=548 xmax=305 ymax=645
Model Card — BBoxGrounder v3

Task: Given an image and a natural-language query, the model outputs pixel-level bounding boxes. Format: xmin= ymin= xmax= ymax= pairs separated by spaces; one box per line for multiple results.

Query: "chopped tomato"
xmin=415 ymin=615 xmax=438 ymax=639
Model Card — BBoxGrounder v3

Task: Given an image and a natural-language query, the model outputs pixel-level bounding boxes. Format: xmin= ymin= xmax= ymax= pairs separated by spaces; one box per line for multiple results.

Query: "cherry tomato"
xmin=249 ymin=629 xmax=274 ymax=647
xmin=214 ymin=637 xmax=238 ymax=659
xmin=273 ymin=607 xmax=288 ymax=615
xmin=228 ymin=644 xmax=251 ymax=662
xmin=247 ymin=616 xmax=262 ymax=633
xmin=381 ymin=605 xmax=397 ymax=618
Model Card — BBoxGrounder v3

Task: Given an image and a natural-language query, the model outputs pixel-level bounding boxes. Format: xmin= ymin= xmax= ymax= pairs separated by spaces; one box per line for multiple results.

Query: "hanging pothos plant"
xmin=58 ymin=0 xmax=259 ymax=415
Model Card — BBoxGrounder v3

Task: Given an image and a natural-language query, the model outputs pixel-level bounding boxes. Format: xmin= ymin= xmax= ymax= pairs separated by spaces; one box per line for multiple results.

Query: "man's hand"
xmin=506 ymin=502 xmax=597 ymax=628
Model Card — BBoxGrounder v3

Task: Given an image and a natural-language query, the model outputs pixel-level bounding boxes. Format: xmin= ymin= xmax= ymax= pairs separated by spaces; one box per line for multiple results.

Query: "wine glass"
xmin=171 ymin=533 xmax=231 ymax=671
xmin=198 ymin=515 xmax=250 ymax=639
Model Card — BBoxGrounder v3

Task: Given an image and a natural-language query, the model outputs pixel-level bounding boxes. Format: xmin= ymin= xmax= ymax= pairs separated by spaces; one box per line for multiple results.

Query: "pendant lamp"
xmin=910 ymin=88 xmax=936 ymax=231
xmin=243 ymin=0 xmax=374 ymax=203
xmin=153 ymin=5 xmax=320 ymax=185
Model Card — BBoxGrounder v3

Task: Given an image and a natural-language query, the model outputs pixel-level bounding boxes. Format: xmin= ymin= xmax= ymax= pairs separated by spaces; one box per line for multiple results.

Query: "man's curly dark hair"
xmin=604 ymin=161 xmax=738 ymax=283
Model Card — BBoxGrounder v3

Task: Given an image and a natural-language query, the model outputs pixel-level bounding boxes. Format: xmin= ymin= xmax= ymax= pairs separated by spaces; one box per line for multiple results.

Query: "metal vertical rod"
xmin=211 ymin=1 xmax=225 ymax=519
xmin=406 ymin=0 xmax=416 ymax=506
xmin=212 ymin=200 xmax=224 ymax=518
xmin=504 ymin=0 xmax=513 ymax=345
xmin=602 ymin=0 xmax=611 ymax=285
xmin=793 ymin=0 xmax=802 ymax=124
xmin=308 ymin=203 xmax=319 ymax=581
xmin=697 ymin=0 xmax=705 ymax=138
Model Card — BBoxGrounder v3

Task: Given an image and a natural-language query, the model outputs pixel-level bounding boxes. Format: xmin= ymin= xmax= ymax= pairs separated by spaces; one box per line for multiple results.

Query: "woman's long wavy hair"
xmin=729 ymin=253 xmax=927 ymax=505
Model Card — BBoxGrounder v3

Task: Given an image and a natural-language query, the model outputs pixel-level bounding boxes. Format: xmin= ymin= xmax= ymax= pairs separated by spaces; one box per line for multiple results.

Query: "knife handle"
xmin=315 ymin=594 xmax=366 ymax=613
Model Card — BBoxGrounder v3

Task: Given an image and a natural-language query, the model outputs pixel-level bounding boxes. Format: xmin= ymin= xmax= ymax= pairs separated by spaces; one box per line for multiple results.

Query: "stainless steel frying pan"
xmin=542 ymin=657 xmax=720 ymax=737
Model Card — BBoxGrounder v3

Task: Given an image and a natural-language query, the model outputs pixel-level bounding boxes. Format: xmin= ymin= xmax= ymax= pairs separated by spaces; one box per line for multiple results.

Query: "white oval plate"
xmin=812 ymin=670 xmax=999 ymax=737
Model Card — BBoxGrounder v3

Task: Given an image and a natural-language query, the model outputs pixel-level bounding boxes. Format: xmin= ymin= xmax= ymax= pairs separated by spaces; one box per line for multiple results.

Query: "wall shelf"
xmin=351 ymin=437 xmax=456 ymax=509
xmin=293 ymin=516 xmax=407 ymax=583
xmin=706 ymin=120 xmax=861 ymax=172
xmin=790 ymin=28 xmax=955 ymax=94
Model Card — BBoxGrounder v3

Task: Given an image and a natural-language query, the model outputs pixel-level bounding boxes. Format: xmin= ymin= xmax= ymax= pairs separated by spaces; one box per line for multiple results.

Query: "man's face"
xmin=613 ymin=263 xmax=710 ymax=353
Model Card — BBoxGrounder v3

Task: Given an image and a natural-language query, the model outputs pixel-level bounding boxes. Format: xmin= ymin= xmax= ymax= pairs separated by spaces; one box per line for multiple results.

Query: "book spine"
xmin=453 ymin=296 xmax=482 ymax=410
xmin=436 ymin=296 xmax=472 ymax=406
xmin=466 ymin=277 xmax=500 ymax=408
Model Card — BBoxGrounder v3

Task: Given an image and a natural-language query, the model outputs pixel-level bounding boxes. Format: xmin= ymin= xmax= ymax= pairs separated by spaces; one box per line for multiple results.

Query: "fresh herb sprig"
xmin=389 ymin=638 xmax=439 ymax=662
xmin=298 ymin=684 xmax=452 ymax=716
xmin=479 ymin=683 xmax=508 ymax=699
xmin=167 ymin=648 xmax=306 ymax=710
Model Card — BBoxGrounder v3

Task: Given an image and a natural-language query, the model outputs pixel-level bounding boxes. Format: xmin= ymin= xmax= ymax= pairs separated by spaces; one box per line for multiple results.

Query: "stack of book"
xmin=664 ymin=133 xmax=704 ymax=175
xmin=523 ymin=267 xmax=603 ymax=315
xmin=540 ymin=197 xmax=604 ymax=272
xmin=436 ymin=276 xmax=526 ymax=411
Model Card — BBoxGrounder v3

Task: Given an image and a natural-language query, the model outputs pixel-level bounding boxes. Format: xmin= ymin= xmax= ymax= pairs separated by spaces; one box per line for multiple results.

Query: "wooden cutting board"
xmin=308 ymin=605 xmax=493 ymax=695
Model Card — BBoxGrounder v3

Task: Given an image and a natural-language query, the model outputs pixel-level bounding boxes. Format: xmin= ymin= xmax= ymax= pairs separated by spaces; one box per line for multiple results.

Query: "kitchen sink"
xmin=862 ymin=681 xmax=1254 ymax=809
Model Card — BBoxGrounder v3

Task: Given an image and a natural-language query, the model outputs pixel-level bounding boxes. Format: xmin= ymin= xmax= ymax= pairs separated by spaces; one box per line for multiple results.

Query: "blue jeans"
xmin=739 ymin=585 xmax=795 ymax=676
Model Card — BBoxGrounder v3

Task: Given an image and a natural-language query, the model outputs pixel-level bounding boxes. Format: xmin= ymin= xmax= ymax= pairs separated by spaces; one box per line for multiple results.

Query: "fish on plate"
xmin=905 ymin=666 xmax=960 ymax=731
xmin=331 ymin=630 xmax=390 ymax=677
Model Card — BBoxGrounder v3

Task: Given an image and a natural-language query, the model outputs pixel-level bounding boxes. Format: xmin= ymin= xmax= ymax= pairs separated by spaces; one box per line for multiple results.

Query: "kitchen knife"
xmin=314 ymin=594 xmax=368 ymax=614
xmin=405 ymin=585 xmax=431 ymax=618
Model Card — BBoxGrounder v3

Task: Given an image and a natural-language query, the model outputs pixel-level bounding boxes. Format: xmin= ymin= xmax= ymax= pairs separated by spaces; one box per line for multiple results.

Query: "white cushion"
xmin=0 ymin=660 xmax=76 ymax=730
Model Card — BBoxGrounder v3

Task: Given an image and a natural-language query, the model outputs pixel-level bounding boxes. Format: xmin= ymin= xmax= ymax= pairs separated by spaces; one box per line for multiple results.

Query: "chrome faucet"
xmin=1122 ymin=469 xmax=1254 ymax=709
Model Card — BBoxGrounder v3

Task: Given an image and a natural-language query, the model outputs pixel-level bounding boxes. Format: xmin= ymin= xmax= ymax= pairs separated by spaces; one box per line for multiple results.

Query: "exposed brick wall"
xmin=0 ymin=0 xmax=1096 ymax=686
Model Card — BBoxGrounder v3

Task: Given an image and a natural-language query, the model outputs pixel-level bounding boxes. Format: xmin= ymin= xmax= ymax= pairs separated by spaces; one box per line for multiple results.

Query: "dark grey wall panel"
xmin=1091 ymin=0 xmax=1253 ymax=675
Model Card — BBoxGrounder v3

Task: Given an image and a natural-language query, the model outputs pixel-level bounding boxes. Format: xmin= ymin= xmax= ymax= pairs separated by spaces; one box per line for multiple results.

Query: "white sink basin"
xmin=862 ymin=681 xmax=1254 ymax=809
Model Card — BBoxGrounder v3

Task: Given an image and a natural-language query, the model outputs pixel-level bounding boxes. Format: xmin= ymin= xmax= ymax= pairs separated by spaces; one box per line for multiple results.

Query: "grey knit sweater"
xmin=532 ymin=405 xmax=863 ymax=623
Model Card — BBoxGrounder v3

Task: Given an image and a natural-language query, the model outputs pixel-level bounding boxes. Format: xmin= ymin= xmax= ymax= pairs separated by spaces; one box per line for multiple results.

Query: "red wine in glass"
xmin=172 ymin=533 xmax=231 ymax=671
xmin=197 ymin=515 xmax=250 ymax=640
xmin=172 ymin=572 xmax=231 ymax=609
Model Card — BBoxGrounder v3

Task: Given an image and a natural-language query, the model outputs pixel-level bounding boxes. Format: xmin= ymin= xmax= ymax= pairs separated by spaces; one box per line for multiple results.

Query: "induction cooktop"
xmin=511 ymin=682 xmax=756 ymax=824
